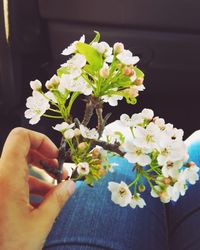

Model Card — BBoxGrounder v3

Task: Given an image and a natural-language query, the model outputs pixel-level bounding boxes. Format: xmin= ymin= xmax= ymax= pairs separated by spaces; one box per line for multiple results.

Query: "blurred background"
xmin=0 ymin=0 xmax=200 ymax=152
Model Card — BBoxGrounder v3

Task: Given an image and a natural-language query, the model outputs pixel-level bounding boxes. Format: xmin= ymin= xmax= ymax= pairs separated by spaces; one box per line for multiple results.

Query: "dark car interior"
xmin=0 ymin=0 xmax=200 ymax=152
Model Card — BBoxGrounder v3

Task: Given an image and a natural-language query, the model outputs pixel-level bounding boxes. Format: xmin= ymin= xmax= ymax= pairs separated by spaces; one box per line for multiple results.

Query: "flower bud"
xmin=163 ymin=177 xmax=171 ymax=185
xmin=45 ymin=75 xmax=60 ymax=89
xmin=74 ymin=128 xmax=81 ymax=136
xmin=91 ymin=148 xmax=101 ymax=158
xmin=138 ymin=184 xmax=146 ymax=192
xmin=113 ymin=42 xmax=124 ymax=54
xmin=78 ymin=142 xmax=88 ymax=150
xmin=135 ymin=77 xmax=144 ymax=86
xmin=30 ymin=80 xmax=42 ymax=91
xmin=122 ymin=66 xmax=134 ymax=77
xmin=123 ymin=86 xmax=139 ymax=98
xmin=186 ymin=161 xmax=196 ymax=167
xmin=99 ymin=67 xmax=110 ymax=78
xmin=98 ymin=167 xmax=107 ymax=177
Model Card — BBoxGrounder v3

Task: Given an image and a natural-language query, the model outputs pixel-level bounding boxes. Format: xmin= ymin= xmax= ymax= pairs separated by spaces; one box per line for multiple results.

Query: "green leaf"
xmin=90 ymin=31 xmax=101 ymax=44
xmin=76 ymin=42 xmax=103 ymax=70
xmin=57 ymin=67 xmax=69 ymax=77
xmin=134 ymin=66 xmax=144 ymax=78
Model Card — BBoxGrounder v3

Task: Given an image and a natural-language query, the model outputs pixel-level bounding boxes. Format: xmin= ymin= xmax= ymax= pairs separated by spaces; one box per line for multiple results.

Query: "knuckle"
xmin=10 ymin=127 xmax=27 ymax=137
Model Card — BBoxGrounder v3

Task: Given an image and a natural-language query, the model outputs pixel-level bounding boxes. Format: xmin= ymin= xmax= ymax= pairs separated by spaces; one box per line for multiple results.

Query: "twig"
xmin=82 ymin=97 xmax=95 ymax=126
xmin=93 ymin=139 xmax=125 ymax=157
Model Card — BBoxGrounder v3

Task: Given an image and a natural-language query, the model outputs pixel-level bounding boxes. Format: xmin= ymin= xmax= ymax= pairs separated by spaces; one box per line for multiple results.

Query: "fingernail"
xmin=60 ymin=180 xmax=76 ymax=196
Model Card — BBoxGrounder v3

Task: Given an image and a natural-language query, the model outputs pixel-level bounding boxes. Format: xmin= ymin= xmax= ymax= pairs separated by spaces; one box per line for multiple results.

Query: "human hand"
xmin=0 ymin=128 xmax=75 ymax=250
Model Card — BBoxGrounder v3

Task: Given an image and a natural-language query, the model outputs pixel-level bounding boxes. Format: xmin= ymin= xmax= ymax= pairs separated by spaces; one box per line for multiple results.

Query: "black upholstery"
xmin=0 ymin=0 xmax=200 ymax=152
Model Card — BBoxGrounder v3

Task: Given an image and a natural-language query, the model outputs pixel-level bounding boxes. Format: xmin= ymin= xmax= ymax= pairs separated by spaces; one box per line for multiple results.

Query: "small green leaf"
xmin=90 ymin=31 xmax=101 ymax=44
xmin=134 ymin=66 xmax=144 ymax=78
xmin=76 ymin=42 xmax=103 ymax=70
xmin=57 ymin=67 xmax=69 ymax=77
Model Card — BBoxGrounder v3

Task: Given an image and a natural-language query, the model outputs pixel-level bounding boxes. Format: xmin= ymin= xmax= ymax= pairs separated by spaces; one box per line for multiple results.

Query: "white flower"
xmin=102 ymin=94 xmax=123 ymax=106
xmin=25 ymin=91 xmax=50 ymax=125
xmin=169 ymin=171 xmax=188 ymax=201
xmin=108 ymin=181 xmax=132 ymax=207
xmin=134 ymin=123 xmax=160 ymax=150
xmin=80 ymin=125 xmax=99 ymax=140
xmin=53 ymin=122 xmax=74 ymax=132
xmin=151 ymin=185 xmax=171 ymax=203
xmin=92 ymin=41 xmax=113 ymax=62
xmin=77 ymin=162 xmax=90 ymax=175
xmin=117 ymin=49 xmax=139 ymax=65
xmin=61 ymin=54 xmax=86 ymax=78
xmin=157 ymin=137 xmax=187 ymax=166
xmin=59 ymin=75 xmax=92 ymax=95
xmin=63 ymin=162 xmax=77 ymax=178
xmin=53 ymin=122 xmax=75 ymax=139
xmin=124 ymin=141 xmax=151 ymax=166
xmin=62 ymin=35 xmax=85 ymax=55
xmin=130 ymin=194 xmax=146 ymax=208
xmin=30 ymin=80 xmax=42 ymax=91
xmin=141 ymin=108 xmax=154 ymax=120
xmin=153 ymin=117 xmax=165 ymax=130
xmin=120 ymin=113 xmax=143 ymax=127
xmin=184 ymin=164 xmax=199 ymax=185
xmin=161 ymin=161 xmax=181 ymax=178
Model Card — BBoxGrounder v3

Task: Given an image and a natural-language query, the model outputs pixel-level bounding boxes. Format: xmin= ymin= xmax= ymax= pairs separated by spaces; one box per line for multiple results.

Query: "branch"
xmin=93 ymin=139 xmax=125 ymax=157
xmin=82 ymin=97 xmax=95 ymax=126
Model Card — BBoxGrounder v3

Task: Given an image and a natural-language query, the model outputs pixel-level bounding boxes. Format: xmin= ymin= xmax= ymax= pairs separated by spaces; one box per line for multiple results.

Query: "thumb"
xmin=35 ymin=180 xmax=75 ymax=233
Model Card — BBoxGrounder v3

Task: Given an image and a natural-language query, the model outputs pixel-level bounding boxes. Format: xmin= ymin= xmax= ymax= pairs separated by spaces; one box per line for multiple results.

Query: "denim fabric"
xmin=166 ymin=138 xmax=200 ymax=250
xmin=44 ymin=136 xmax=200 ymax=250
xmin=44 ymin=157 xmax=168 ymax=250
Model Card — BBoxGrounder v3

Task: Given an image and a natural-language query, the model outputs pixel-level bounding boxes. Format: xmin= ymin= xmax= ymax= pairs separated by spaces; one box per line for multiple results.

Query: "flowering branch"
xmin=24 ymin=31 xmax=200 ymax=209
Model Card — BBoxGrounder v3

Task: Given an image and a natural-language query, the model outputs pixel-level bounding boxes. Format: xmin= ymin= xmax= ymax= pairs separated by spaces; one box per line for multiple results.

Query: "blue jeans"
xmin=43 ymin=137 xmax=200 ymax=250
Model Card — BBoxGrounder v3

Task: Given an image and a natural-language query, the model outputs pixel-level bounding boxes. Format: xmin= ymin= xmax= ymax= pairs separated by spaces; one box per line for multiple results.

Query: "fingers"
xmin=1 ymin=127 xmax=58 ymax=163
xmin=29 ymin=176 xmax=54 ymax=196
xmin=28 ymin=150 xmax=68 ymax=179
xmin=33 ymin=180 xmax=75 ymax=233
xmin=0 ymin=128 xmax=58 ymax=176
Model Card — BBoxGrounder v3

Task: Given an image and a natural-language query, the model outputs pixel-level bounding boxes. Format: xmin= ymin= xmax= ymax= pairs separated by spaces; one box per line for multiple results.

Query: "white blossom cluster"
xmin=107 ymin=108 xmax=199 ymax=208
xmin=25 ymin=32 xmax=145 ymax=124
xmin=24 ymin=33 xmax=199 ymax=209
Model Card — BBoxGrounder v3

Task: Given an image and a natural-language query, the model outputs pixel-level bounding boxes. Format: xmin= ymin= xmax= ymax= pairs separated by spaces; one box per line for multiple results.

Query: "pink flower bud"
xmin=99 ymin=67 xmax=110 ymax=78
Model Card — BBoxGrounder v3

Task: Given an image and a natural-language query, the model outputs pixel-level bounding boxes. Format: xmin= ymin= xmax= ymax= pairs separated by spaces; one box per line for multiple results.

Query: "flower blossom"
xmin=59 ymin=75 xmax=92 ymax=95
xmin=25 ymin=91 xmax=50 ymax=125
xmin=30 ymin=79 xmax=42 ymax=91
xmin=108 ymin=181 xmax=132 ymax=207
xmin=123 ymin=141 xmax=151 ymax=166
xmin=101 ymin=94 xmax=123 ymax=106
xmin=120 ymin=113 xmax=143 ymax=127
xmin=130 ymin=194 xmax=146 ymax=208
xmin=134 ymin=123 xmax=160 ymax=150
xmin=61 ymin=53 xmax=86 ymax=78
xmin=184 ymin=163 xmax=199 ymax=185
xmin=117 ymin=49 xmax=139 ymax=65
xmin=92 ymin=41 xmax=113 ymax=62
xmin=77 ymin=162 xmax=90 ymax=175
xmin=53 ymin=122 xmax=75 ymax=139
xmin=80 ymin=125 xmax=99 ymax=140
xmin=62 ymin=35 xmax=85 ymax=55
